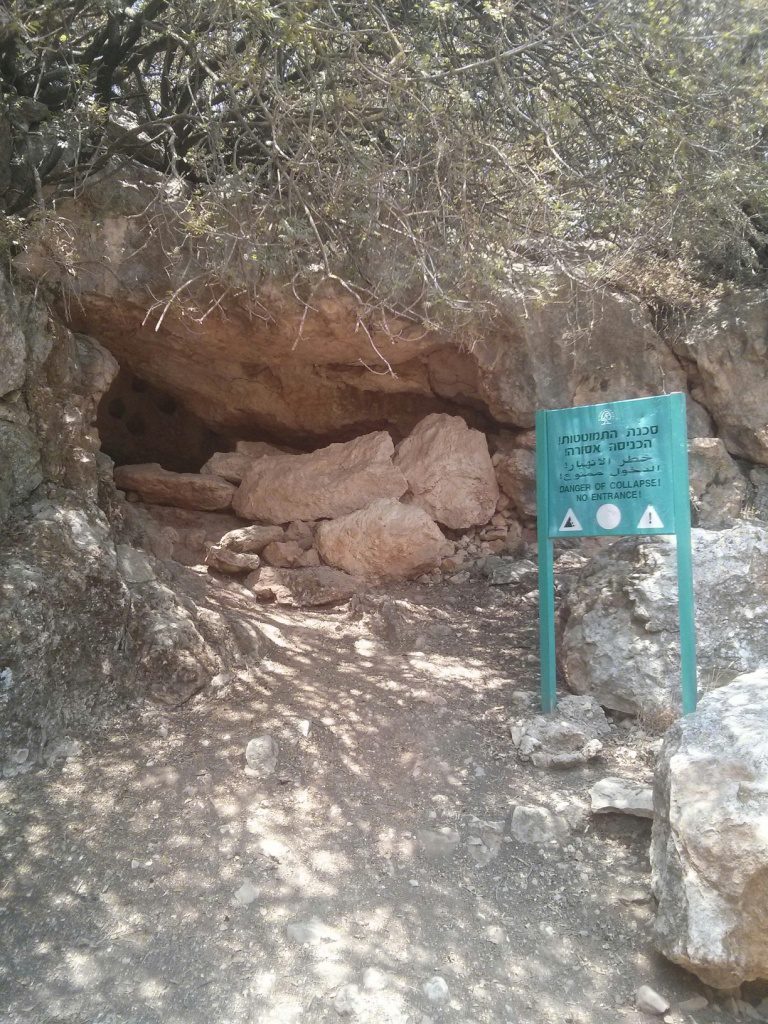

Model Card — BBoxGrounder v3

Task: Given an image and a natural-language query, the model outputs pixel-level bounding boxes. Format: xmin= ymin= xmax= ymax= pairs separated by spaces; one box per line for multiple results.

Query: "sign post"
xmin=535 ymin=392 xmax=696 ymax=714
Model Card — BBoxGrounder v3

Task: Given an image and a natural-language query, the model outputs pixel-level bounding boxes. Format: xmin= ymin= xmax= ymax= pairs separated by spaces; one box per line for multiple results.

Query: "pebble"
xmin=677 ymin=996 xmax=708 ymax=1012
xmin=636 ymin=985 xmax=670 ymax=1016
xmin=233 ymin=881 xmax=259 ymax=906
xmin=244 ymin=735 xmax=279 ymax=777
xmin=510 ymin=805 xmax=569 ymax=844
xmin=362 ymin=967 xmax=389 ymax=991
xmin=423 ymin=976 xmax=450 ymax=1003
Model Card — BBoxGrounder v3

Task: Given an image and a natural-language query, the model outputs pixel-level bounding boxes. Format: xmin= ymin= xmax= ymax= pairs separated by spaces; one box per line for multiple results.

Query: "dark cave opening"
xmin=97 ymin=366 xmax=228 ymax=473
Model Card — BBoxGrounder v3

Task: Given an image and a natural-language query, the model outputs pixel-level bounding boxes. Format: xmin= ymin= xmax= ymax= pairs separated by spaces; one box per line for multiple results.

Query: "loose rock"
xmin=510 ymin=695 xmax=610 ymax=769
xmin=510 ymin=805 xmax=569 ymax=844
xmin=636 ymin=985 xmax=670 ymax=1016
xmin=394 ymin=413 xmax=499 ymax=529
xmin=244 ymin=735 xmax=279 ymax=777
xmin=590 ymin=777 xmax=654 ymax=819
xmin=423 ymin=976 xmax=450 ymax=1004
xmin=114 ymin=463 xmax=236 ymax=511
xmin=316 ymin=499 xmax=452 ymax=580
xmin=233 ymin=431 xmax=407 ymax=523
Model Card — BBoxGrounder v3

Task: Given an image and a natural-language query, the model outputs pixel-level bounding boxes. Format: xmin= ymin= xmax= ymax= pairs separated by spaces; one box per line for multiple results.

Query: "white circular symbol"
xmin=598 ymin=409 xmax=614 ymax=425
xmin=596 ymin=503 xmax=622 ymax=530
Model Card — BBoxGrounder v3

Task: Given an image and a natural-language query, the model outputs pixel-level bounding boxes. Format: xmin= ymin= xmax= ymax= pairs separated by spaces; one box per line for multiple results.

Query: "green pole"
xmin=670 ymin=393 xmax=697 ymax=714
xmin=536 ymin=410 xmax=557 ymax=713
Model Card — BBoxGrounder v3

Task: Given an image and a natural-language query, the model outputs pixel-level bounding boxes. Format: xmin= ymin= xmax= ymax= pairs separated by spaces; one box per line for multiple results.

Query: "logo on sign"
xmin=598 ymin=409 xmax=614 ymax=425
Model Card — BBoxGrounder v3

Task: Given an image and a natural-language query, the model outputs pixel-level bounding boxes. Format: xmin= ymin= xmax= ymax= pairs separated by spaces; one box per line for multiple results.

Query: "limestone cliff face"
xmin=0 ymin=273 xmax=256 ymax=747
xmin=18 ymin=164 xmax=688 ymax=449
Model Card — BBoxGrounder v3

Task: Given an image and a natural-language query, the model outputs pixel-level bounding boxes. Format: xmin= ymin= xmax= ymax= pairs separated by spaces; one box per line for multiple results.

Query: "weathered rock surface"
xmin=494 ymin=448 xmax=537 ymax=519
xmin=511 ymin=805 xmax=569 ymax=844
xmin=114 ymin=463 xmax=236 ymax=511
xmin=509 ymin=695 xmax=610 ymax=769
xmin=200 ymin=441 xmax=284 ymax=482
xmin=245 ymin=734 xmax=279 ymax=777
xmin=205 ymin=545 xmax=262 ymax=574
xmin=562 ymin=523 xmax=768 ymax=715
xmin=247 ymin=566 xmax=361 ymax=606
xmin=678 ymin=290 xmax=768 ymax=465
xmin=394 ymin=413 xmax=498 ymax=529
xmin=750 ymin=466 xmax=768 ymax=521
xmin=590 ymin=777 xmax=654 ymax=818
xmin=261 ymin=540 xmax=320 ymax=569
xmin=688 ymin=437 xmax=746 ymax=528
xmin=122 ymin=503 xmax=244 ymax=564
xmin=315 ymin=499 xmax=451 ymax=580
xmin=19 ymin=168 xmax=691 ymax=444
xmin=217 ymin=523 xmax=285 ymax=553
xmin=651 ymin=669 xmax=768 ymax=988
xmin=233 ymin=432 xmax=407 ymax=524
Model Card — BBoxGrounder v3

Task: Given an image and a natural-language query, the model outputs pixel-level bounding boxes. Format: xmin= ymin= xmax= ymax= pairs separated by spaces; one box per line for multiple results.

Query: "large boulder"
xmin=233 ymin=432 xmax=407 ymax=524
xmin=676 ymin=290 xmax=768 ymax=465
xmin=114 ymin=463 xmax=236 ymax=511
xmin=200 ymin=441 xmax=284 ymax=484
xmin=688 ymin=438 xmax=747 ymax=528
xmin=393 ymin=413 xmax=498 ymax=529
xmin=651 ymin=668 xmax=768 ymax=988
xmin=561 ymin=523 xmax=768 ymax=716
xmin=315 ymin=499 xmax=451 ymax=580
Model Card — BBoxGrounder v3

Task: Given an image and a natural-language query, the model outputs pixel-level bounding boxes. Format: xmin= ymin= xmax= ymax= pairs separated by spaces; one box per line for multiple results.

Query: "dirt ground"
xmin=1 ymin=568 xmax=763 ymax=1024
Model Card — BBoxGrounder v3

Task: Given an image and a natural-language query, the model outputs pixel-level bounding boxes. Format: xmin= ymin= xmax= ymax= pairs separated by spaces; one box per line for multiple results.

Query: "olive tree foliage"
xmin=1 ymin=0 xmax=767 ymax=329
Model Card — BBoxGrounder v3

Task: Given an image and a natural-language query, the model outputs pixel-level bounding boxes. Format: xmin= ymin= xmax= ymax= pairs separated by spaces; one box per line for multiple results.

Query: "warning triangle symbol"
xmin=559 ymin=508 xmax=583 ymax=532
xmin=637 ymin=505 xmax=664 ymax=529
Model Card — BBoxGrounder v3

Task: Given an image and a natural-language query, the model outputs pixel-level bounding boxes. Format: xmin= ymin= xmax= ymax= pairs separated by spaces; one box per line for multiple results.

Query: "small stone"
xmin=233 ymin=881 xmax=259 ymax=906
xmin=244 ymin=735 xmax=279 ymax=777
xmin=297 ymin=719 xmax=311 ymax=737
xmin=362 ymin=967 xmax=389 ymax=991
xmin=423 ymin=976 xmax=450 ymax=1003
xmin=676 ymin=996 xmax=708 ymax=1012
xmin=416 ymin=827 xmax=460 ymax=857
xmin=286 ymin=917 xmax=338 ymax=944
xmin=334 ymin=983 xmax=361 ymax=1016
xmin=590 ymin=777 xmax=654 ymax=819
xmin=636 ymin=985 xmax=670 ymax=1016
xmin=408 ymin=879 xmax=420 ymax=887
xmin=511 ymin=805 xmax=569 ymax=844
xmin=486 ymin=925 xmax=506 ymax=945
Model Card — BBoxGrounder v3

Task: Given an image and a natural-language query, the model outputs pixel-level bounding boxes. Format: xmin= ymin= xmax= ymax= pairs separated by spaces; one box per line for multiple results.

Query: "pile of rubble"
xmin=115 ymin=413 xmax=532 ymax=587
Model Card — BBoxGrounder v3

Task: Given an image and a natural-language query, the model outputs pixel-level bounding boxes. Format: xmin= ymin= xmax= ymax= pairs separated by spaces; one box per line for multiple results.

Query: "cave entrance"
xmin=98 ymin=366 xmax=229 ymax=473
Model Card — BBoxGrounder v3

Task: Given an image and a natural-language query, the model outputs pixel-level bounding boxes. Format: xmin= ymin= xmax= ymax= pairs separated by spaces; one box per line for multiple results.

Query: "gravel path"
xmin=0 ymin=577 xmax=737 ymax=1023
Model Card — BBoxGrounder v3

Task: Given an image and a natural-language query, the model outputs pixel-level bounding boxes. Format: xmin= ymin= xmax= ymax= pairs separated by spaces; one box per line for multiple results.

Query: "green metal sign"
xmin=536 ymin=393 xmax=697 ymax=714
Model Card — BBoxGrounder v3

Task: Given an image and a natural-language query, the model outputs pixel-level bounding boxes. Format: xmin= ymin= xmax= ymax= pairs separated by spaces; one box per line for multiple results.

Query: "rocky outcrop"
xmin=233 ymin=432 xmax=407 ymax=523
xmin=561 ymin=523 xmax=768 ymax=715
xmin=114 ymin=463 xmax=236 ymax=510
xmin=393 ymin=413 xmax=498 ymax=529
xmin=688 ymin=438 xmax=746 ymax=528
xmin=651 ymin=668 xmax=768 ymax=988
xmin=315 ymin=499 xmax=452 ymax=580
xmin=18 ymin=167 xmax=694 ymax=447
xmin=676 ymin=290 xmax=768 ymax=466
